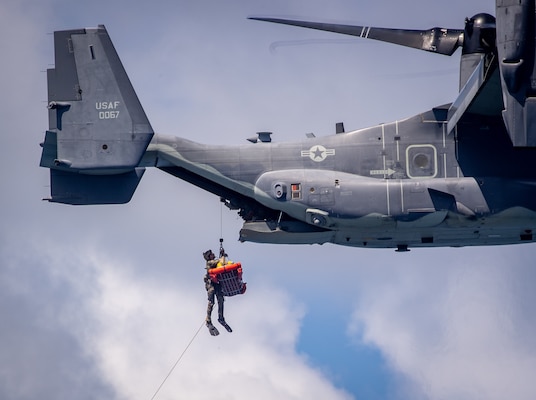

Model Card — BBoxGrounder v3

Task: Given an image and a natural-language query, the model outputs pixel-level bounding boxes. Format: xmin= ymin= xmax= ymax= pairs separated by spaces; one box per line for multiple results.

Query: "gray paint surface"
xmin=40 ymin=7 xmax=536 ymax=250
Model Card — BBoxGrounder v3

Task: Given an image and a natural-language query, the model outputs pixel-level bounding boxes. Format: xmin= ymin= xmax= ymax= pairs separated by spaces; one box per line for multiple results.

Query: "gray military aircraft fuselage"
xmin=40 ymin=2 xmax=536 ymax=250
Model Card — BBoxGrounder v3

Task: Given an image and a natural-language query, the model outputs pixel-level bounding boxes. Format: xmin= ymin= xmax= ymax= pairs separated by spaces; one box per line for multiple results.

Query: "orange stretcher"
xmin=208 ymin=261 xmax=247 ymax=297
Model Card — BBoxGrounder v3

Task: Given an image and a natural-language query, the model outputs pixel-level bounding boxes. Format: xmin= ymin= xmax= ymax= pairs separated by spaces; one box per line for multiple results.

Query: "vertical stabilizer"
xmin=40 ymin=26 xmax=153 ymax=204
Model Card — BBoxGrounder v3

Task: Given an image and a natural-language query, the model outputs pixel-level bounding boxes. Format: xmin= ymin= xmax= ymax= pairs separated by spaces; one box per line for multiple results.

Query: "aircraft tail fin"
xmin=40 ymin=25 xmax=153 ymax=204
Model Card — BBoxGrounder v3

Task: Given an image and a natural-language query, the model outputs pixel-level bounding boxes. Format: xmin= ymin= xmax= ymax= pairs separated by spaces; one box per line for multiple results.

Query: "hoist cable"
xmin=149 ymin=320 xmax=205 ymax=400
xmin=220 ymin=201 xmax=224 ymax=240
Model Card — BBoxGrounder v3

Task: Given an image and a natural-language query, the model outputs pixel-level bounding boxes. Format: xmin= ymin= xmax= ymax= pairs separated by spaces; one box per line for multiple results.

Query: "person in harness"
xmin=203 ymin=248 xmax=232 ymax=335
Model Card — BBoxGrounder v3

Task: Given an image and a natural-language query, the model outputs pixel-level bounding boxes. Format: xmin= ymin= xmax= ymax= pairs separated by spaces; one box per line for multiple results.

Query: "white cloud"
xmin=56 ymin=250 xmax=354 ymax=400
xmin=349 ymin=247 xmax=536 ymax=400
xmin=2 ymin=0 xmax=534 ymax=399
xmin=0 ymin=237 xmax=116 ymax=400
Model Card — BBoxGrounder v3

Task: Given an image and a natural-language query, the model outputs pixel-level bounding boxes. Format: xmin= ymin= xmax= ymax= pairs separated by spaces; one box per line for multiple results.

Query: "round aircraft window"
xmin=406 ymin=144 xmax=437 ymax=179
xmin=413 ymin=153 xmax=428 ymax=169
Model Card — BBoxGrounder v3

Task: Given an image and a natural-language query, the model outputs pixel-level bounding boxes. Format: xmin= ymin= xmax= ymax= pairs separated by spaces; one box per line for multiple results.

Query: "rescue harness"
xmin=208 ymin=239 xmax=246 ymax=297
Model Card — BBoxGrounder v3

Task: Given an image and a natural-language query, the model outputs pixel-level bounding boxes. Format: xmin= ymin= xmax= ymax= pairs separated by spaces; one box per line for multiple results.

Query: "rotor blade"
xmin=250 ymin=17 xmax=464 ymax=56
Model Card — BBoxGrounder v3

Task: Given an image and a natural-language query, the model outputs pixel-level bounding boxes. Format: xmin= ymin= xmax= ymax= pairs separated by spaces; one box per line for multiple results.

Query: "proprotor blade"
xmin=250 ymin=17 xmax=464 ymax=56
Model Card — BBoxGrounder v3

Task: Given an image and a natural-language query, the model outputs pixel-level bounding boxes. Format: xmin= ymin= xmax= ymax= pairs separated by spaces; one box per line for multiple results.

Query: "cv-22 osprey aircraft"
xmin=40 ymin=1 xmax=536 ymax=251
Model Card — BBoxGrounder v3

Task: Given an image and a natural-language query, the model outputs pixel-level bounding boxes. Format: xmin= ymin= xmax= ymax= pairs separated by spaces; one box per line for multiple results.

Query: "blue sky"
xmin=2 ymin=0 xmax=536 ymax=399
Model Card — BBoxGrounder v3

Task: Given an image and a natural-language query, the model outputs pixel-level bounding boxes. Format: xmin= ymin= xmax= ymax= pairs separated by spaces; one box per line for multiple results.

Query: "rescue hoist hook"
xmin=219 ymin=237 xmax=226 ymax=258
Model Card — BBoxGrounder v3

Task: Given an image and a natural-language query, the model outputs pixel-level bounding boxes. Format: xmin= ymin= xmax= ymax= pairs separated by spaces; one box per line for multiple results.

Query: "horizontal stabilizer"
xmin=47 ymin=168 xmax=145 ymax=205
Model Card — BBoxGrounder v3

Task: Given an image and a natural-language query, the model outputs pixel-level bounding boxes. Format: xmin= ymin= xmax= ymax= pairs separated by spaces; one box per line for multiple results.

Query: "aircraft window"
xmin=406 ymin=144 xmax=437 ymax=179
xmin=291 ymin=183 xmax=301 ymax=199
xmin=413 ymin=153 xmax=429 ymax=169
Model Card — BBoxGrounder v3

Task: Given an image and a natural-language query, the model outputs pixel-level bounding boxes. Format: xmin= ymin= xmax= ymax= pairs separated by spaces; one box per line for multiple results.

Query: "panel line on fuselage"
xmin=386 ymin=179 xmax=391 ymax=216
xmin=381 ymin=124 xmax=387 ymax=177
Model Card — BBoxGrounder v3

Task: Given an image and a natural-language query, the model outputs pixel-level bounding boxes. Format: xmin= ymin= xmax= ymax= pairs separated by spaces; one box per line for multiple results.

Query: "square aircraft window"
xmin=406 ymin=145 xmax=437 ymax=179
xmin=291 ymin=183 xmax=301 ymax=199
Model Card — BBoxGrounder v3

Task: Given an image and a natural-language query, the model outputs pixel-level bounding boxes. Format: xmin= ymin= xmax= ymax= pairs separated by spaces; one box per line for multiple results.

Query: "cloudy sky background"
xmin=2 ymin=0 xmax=536 ymax=399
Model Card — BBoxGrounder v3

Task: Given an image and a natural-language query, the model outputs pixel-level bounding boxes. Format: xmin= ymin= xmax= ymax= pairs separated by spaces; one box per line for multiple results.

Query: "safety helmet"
xmin=203 ymin=250 xmax=213 ymax=261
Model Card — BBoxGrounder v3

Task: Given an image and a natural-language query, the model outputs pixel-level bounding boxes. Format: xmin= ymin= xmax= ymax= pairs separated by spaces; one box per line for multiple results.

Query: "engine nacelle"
xmin=462 ymin=13 xmax=496 ymax=55
xmin=496 ymin=0 xmax=536 ymax=146
xmin=496 ymin=0 xmax=533 ymax=93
